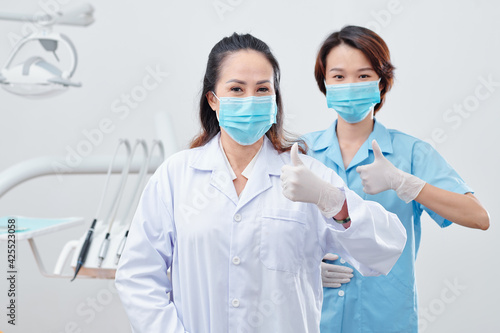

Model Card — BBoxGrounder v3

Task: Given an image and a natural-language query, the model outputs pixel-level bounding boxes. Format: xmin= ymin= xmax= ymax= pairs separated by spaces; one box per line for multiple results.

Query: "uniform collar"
xmin=367 ymin=119 xmax=393 ymax=154
xmin=309 ymin=119 xmax=393 ymax=170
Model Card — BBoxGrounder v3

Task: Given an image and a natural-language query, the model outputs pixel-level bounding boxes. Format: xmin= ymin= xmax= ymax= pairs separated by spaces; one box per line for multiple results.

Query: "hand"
xmin=356 ymin=140 xmax=426 ymax=203
xmin=321 ymin=253 xmax=353 ymax=288
xmin=281 ymin=143 xmax=345 ymax=217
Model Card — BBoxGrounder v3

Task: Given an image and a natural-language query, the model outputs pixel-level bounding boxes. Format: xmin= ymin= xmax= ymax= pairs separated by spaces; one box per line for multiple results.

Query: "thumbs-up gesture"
xmin=356 ymin=140 xmax=426 ymax=203
xmin=356 ymin=140 xmax=402 ymax=195
xmin=281 ymin=143 xmax=345 ymax=217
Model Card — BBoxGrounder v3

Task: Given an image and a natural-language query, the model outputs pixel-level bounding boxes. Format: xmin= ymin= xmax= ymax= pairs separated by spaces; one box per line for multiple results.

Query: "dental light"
xmin=0 ymin=4 xmax=94 ymax=98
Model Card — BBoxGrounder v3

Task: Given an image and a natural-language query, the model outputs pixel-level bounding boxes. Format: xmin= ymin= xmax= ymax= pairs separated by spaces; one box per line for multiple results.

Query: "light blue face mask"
xmin=213 ymin=93 xmax=277 ymax=145
xmin=325 ymin=79 xmax=381 ymax=123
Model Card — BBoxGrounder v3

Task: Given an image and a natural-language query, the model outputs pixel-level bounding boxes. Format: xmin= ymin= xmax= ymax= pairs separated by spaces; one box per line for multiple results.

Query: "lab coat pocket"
xmin=259 ymin=208 xmax=307 ymax=274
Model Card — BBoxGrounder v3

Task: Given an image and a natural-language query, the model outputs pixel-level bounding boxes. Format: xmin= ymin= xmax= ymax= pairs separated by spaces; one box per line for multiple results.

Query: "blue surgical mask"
xmin=325 ymin=79 xmax=381 ymax=123
xmin=213 ymin=93 xmax=277 ymax=145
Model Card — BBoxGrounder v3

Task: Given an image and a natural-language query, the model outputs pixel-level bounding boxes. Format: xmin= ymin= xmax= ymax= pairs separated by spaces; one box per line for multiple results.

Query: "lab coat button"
xmin=234 ymin=214 xmax=242 ymax=222
xmin=232 ymin=299 xmax=240 ymax=307
xmin=338 ymin=290 xmax=345 ymax=297
xmin=232 ymin=256 xmax=241 ymax=265
xmin=340 ymin=258 xmax=346 ymax=264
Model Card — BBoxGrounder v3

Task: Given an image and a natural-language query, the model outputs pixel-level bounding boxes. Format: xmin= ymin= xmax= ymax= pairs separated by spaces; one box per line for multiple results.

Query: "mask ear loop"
xmin=374 ymin=78 xmax=382 ymax=113
xmin=211 ymin=91 xmax=220 ymax=120
xmin=115 ymin=140 xmax=165 ymax=264
xmin=211 ymin=91 xmax=219 ymax=101
xmin=364 ymin=78 xmax=382 ymax=119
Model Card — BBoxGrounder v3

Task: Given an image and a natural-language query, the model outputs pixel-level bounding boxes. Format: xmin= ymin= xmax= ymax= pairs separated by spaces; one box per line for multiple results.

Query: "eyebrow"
xmin=226 ymin=79 xmax=245 ymax=84
xmin=329 ymin=67 xmax=375 ymax=72
xmin=225 ymin=79 xmax=271 ymax=84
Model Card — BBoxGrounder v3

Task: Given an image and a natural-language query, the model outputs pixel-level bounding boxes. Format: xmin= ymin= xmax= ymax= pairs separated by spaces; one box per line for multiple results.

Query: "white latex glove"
xmin=321 ymin=253 xmax=354 ymax=288
xmin=281 ymin=143 xmax=345 ymax=217
xmin=356 ymin=140 xmax=426 ymax=203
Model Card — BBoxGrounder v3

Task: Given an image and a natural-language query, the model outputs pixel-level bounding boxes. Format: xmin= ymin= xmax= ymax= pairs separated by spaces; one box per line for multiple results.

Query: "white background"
xmin=0 ymin=0 xmax=499 ymax=332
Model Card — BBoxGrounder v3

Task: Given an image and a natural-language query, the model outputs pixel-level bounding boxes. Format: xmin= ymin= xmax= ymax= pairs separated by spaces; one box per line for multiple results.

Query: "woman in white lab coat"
xmin=115 ymin=33 xmax=406 ymax=333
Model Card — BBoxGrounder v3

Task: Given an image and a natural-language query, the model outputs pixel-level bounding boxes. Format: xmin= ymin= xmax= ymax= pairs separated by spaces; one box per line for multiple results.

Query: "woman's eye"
xmin=230 ymin=87 xmax=243 ymax=92
xmin=257 ymin=87 xmax=269 ymax=92
xmin=360 ymin=74 xmax=370 ymax=79
xmin=333 ymin=75 xmax=344 ymax=79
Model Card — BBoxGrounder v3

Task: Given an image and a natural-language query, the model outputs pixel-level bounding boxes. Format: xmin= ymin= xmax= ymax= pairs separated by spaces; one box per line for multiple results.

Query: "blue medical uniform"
xmin=302 ymin=119 xmax=472 ymax=333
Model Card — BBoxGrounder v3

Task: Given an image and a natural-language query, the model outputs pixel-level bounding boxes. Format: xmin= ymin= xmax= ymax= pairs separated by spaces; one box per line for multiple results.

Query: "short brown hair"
xmin=314 ymin=25 xmax=395 ymax=115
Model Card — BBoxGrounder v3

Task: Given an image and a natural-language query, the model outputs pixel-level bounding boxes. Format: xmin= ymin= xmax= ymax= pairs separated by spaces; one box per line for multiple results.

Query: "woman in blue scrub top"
xmin=303 ymin=25 xmax=490 ymax=333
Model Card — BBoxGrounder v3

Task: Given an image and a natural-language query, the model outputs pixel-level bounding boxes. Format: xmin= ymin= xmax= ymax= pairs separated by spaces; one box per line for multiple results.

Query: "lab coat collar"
xmin=309 ymin=119 xmax=393 ymax=171
xmin=190 ymin=133 xmax=283 ymax=208
xmin=255 ymin=135 xmax=284 ymax=176
xmin=190 ymin=133 xmax=282 ymax=175
xmin=236 ymin=136 xmax=283 ymax=209
xmin=219 ymin=137 xmax=264 ymax=181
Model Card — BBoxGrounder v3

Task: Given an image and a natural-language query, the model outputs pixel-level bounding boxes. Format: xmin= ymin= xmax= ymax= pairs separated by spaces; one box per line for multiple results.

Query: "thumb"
xmin=323 ymin=253 xmax=339 ymax=261
xmin=290 ymin=143 xmax=303 ymax=166
xmin=356 ymin=165 xmax=368 ymax=174
xmin=371 ymin=140 xmax=384 ymax=160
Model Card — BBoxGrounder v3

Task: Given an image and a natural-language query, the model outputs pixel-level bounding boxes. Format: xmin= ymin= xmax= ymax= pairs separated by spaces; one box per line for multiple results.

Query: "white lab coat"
xmin=115 ymin=134 xmax=406 ymax=333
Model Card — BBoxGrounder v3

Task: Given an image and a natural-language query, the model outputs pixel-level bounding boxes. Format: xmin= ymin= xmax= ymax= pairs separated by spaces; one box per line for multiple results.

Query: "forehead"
xmin=218 ymin=50 xmax=274 ymax=81
xmin=326 ymin=43 xmax=372 ymax=69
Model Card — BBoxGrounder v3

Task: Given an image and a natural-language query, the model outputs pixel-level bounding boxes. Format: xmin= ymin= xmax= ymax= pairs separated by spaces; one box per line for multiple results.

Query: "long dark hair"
xmin=190 ymin=32 xmax=304 ymax=153
xmin=314 ymin=25 xmax=395 ymax=114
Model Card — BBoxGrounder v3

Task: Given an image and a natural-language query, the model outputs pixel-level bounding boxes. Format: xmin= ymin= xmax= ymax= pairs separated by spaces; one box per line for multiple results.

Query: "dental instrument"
xmin=96 ymin=140 xmax=140 ymax=267
xmin=70 ymin=218 xmax=96 ymax=282
xmin=71 ymin=139 xmax=131 ymax=281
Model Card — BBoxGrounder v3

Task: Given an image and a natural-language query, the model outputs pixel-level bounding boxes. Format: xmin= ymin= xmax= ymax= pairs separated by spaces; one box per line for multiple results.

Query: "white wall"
xmin=0 ymin=0 xmax=498 ymax=332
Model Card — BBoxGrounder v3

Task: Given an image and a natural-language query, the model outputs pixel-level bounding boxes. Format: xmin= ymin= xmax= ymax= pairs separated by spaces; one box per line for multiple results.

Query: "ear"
xmin=206 ymin=91 xmax=219 ymax=112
